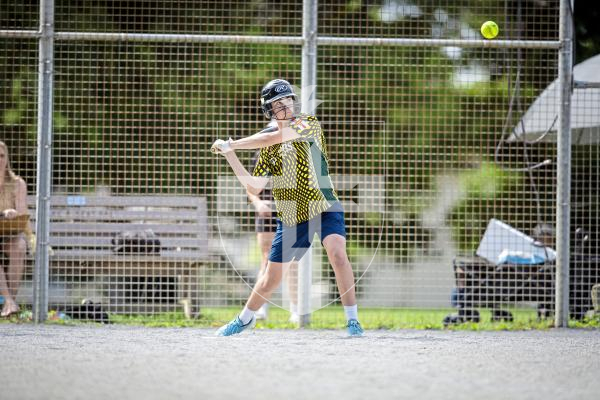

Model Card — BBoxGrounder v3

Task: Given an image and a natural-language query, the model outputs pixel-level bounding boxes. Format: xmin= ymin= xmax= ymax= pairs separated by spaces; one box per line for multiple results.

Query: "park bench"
xmin=27 ymin=194 xmax=209 ymax=318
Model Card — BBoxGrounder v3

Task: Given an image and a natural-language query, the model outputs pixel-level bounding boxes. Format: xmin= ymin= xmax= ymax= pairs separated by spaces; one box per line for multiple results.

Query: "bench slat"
xmin=28 ymin=196 xmax=206 ymax=208
xmin=50 ymin=195 xmax=205 ymax=208
xmin=49 ymin=223 xmax=204 ymax=234
xmin=49 ymin=236 xmax=203 ymax=248
xmin=50 ymin=251 xmax=207 ymax=261
xmin=50 ymin=210 xmax=201 ymax=221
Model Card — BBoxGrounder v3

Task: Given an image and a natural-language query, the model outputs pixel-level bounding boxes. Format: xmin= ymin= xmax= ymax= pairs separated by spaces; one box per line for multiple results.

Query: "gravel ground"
xmin=1 ymin=324 xmax=599 ymax=400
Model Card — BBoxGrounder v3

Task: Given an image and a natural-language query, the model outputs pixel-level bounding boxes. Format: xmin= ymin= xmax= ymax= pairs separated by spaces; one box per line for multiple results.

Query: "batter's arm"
xmin=222 ymin=151 xmax=270 ymax=196
xmin=230 ymin=126 xmax=300 ymax=150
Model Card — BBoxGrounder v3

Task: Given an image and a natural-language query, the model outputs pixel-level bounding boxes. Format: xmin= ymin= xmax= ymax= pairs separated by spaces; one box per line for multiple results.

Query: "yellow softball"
xmin=480 ymin=21 xmax=499 ymax=39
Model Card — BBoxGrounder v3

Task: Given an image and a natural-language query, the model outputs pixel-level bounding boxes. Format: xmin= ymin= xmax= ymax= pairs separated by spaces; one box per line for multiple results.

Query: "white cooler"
xmin=476 ymin=218 xmax=556 ymax=265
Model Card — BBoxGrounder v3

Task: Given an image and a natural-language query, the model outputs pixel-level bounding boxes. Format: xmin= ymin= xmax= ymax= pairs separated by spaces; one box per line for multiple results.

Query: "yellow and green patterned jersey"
xmin=252 ymin=114 xmax=339 ymax=226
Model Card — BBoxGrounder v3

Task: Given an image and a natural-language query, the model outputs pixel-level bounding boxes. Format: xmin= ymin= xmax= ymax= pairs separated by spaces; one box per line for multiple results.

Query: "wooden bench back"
xmin=28 ymin=195 xmax=208 ymax=259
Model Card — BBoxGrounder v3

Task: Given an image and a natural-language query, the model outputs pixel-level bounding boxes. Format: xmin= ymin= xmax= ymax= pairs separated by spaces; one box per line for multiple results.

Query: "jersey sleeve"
xmin=251 ymin=148 xmax=271 ymax=177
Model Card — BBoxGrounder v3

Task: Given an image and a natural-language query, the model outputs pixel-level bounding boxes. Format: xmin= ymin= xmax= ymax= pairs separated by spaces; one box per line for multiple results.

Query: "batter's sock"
xmin=239 ymin=306 xmax=255 ymax=325
xmin=344 ymin=304 xmax=358 ymax=321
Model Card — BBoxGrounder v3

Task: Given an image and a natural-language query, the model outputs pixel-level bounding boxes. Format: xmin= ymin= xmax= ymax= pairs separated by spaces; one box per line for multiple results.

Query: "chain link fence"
xmin=1 ymin=0 xmax=597 ymax=327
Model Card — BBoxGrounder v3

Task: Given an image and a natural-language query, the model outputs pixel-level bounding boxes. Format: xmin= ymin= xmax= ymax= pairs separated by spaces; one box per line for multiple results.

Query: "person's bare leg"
xmin=322 ymin=234 xmax=356 ymax=306
xmin=6 ymin=236 xmax=26 ymax=299
xmin=255 ymin=232 xmax=275 ymax=318
xmin=0 ymin=265 xmax=18 ymax=316
xmin=256 ymin=232 xmax=274 ymax=281
xmin=1 ymin=239 xmax=22 ymax=316
xmin=245 ymin=261 xmax=287 ymax=311
xmin=216 ymin=260 xmax=287 ymax=335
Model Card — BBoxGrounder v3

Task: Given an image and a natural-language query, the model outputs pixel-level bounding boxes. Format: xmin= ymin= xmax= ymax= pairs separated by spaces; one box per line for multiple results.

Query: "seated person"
xmin=532 ymin=223 xmax=556 ymax=254
xmin=0 ymin=141 xmax=30 ymax=317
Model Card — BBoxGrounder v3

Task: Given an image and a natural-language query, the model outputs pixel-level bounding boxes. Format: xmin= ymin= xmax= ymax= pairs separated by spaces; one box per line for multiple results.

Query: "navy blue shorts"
xmin=268 ymin=205 xmax=347 ymax=263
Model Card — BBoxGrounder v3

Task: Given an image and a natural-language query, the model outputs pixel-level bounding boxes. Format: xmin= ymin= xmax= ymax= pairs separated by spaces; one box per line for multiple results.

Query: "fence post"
xmin=298 ymin=0 xmax=318 ymax=327
xmin=33 ymin=0 xmax=55 ymax=323
xmin=555 ymin=0 xmax=573 ymax=328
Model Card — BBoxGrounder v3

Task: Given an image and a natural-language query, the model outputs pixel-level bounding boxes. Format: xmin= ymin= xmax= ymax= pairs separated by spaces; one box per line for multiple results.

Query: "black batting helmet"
xmin=260 ymin=79 xmax=297 ymax=119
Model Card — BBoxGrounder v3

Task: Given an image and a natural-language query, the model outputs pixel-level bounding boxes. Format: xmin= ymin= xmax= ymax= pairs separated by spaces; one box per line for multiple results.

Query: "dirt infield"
xmin=1 ymin=324 xmax=598 ymax=400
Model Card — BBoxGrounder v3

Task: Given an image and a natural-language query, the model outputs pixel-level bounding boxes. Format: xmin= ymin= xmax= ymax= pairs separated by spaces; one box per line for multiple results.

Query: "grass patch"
xmin=108 ymin=307 xmax=597 ymax=331
xmin=3 ymin=307 xmax=597 ymax=330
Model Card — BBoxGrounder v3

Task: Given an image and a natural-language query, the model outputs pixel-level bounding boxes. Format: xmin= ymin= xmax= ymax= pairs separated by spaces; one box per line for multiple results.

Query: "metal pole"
xmin=33 ymin=0 xmax=54 ymax=323
xmin=555 ymin=0 xmax=573 ymax=328
xmin=297 ymin=0 xmax=318 ymax=328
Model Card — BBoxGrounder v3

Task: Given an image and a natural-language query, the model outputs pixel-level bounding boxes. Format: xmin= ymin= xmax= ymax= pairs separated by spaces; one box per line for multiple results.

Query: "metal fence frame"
xmin=0 ymin=0 xmax=574 ymax=326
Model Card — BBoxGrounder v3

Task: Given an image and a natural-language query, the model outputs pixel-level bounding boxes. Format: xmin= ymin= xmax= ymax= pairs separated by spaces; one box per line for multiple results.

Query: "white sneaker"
xmin=288 ymin=312 xmax=300 ymax=324
xmin=255 ymin=305 xmax=268 ymax=320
